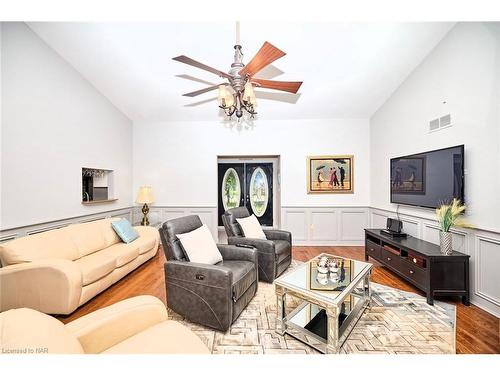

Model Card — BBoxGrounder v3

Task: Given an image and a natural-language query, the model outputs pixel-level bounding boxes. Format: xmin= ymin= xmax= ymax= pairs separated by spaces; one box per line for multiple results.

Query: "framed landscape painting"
xmin=307 ymin=155 xmax=354 ymax=194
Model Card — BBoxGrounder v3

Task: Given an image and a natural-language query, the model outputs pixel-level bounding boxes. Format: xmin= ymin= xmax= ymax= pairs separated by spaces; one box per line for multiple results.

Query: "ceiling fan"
xmin=173 ymin=22 xmax=303 ymax=119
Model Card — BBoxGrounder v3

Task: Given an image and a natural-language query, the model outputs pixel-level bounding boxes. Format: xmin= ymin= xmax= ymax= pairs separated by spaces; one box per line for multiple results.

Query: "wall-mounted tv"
xmin=390 ymin=145 xmax=464 ymax=209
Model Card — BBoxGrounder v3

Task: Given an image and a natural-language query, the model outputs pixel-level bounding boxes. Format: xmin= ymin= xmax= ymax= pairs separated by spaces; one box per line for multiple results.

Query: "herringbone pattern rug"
xmin=167 ymin=261 xmax=456 ymax=354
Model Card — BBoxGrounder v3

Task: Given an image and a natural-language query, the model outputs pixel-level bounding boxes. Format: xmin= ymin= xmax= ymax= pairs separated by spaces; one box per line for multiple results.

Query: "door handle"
xmin=409 ymin=270 xmax=414 ymax=275
xmin=387 ymin=257 xmax=392 ymax=261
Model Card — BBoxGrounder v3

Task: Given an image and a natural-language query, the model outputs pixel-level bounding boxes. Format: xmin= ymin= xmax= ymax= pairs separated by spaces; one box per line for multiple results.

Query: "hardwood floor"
xmin=293 ymin=247 xmax=499 ymax=354
xmin=58 ymin=246 xmax=500 ymax=354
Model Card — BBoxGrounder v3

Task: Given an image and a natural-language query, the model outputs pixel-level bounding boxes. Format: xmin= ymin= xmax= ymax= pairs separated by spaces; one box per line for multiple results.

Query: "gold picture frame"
xmin=307 ymin=155 xmax=354 ymax=194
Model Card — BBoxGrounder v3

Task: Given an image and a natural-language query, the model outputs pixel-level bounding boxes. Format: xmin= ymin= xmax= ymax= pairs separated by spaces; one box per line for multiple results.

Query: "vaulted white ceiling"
xmin=28 ymin=22 xmax=454 ymax=122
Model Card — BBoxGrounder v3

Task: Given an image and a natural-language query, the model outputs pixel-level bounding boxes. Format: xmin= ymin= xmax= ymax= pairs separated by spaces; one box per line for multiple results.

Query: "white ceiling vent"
xmin=429 ymin=114 xmax=452 ymax=132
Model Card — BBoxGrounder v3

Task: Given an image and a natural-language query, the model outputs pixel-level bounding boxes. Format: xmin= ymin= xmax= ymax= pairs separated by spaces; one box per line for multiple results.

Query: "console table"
xmin=364 ymin=229 xmax=470 ymax=305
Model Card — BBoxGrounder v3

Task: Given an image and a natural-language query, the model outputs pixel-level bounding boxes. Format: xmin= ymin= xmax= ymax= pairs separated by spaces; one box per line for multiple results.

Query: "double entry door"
xmin=218 ymin=162 xmax=274 ymax=227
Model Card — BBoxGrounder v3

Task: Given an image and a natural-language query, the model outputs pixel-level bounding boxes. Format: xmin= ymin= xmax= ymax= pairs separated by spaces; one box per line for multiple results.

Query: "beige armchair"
xmin=0 ymin=295 xmax=209 ymax=354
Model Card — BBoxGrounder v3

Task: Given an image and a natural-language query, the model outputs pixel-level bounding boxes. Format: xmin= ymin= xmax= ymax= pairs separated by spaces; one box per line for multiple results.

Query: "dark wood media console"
xmin=364 ymin=229 xmax=470 ymax=305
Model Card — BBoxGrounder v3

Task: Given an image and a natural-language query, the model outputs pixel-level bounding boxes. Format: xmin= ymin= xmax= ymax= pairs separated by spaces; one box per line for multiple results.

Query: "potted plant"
xmin=436 ymin=199 xmax=471 ymax=255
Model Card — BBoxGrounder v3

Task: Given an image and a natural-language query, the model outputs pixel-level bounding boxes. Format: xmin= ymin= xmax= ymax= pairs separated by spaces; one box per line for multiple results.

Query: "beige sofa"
xmin=0 ymin=218 xmax=159 ymax=315
xmin=0 ymin=295 xmax=209 ymax=354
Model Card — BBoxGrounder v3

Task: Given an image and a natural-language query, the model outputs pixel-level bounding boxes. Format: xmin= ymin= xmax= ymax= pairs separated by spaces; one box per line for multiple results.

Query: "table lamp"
xmin=136 ymin=186 xmax=154 ymax=226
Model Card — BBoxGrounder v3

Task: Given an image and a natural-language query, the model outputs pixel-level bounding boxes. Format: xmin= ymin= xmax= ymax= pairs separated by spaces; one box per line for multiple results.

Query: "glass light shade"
xmin=224 ymin=88 xmax=235 ymax=107
xmin=218 ymin=85 xmax=228 ymax=106
xmin=218 ymin=85 xmax=235 ymax=107
xmin=136 ymin=186 xmax=154 ymax=204
xmin=243 ymin=81 xmax=256 ymax=102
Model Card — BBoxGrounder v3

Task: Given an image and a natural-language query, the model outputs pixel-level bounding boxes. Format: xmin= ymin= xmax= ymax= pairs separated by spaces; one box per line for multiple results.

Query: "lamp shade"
xmin=136 ymin=186 xmax=154 ymax=204
xmin=218 ymin=85 xmax=228 ymax=106
xmin=217 ymin=85 xmax=227 ymax=102
xmin=218 ymin=85 xmax=235 ymax=108
xmin=224 ymin=90 xmax=235 ymax=107
xmin=243 ymin=81 xmax=257 ymax=107
xmin=243 ymin=81 xmax=255 ymax=101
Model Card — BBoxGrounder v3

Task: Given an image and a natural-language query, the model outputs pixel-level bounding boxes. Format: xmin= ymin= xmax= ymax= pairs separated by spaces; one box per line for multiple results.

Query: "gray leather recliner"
xmin=159 ymin=215 xmax=258 ymax=332
xmin=222 ymin=207 xmax=292 ymax=283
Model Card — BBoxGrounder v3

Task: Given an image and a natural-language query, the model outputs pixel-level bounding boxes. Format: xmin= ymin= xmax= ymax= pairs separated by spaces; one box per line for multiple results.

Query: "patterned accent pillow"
xmin=111 ymin=218 xmax=139 ymax=244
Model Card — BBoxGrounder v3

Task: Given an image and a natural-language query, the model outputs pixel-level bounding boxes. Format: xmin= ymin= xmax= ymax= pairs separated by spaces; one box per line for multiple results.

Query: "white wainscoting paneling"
xmin=422 ymin=222 xmax=440 ymax=245
xmin=399 ymin=218 xmax=420 ymax=238
xmin=139 ymin=206 xmax=218 ymax=241
xmin=0 ymin=207 xmax=134 ymax=244
xmin=311 ymin=210 xmax=337 ymax=242
xmin=0 ymin=233 xmax=19 ymax=244
xmin=475 ymin=235 xmax=500 ymax=308
xmin=283 ymin=210 xmax=308 ymax=241
xmin=281 ymin=207 xmax=369 ymax=246
xmin=370 ymin=207 xmax=500 ymax=318
xmin=371 ymin=211 xmax=388 ymax=229
xmin=340 ymin=210 xmax=368 ymax=241
xmin=161 ymin=209 xmax=185 ymax=221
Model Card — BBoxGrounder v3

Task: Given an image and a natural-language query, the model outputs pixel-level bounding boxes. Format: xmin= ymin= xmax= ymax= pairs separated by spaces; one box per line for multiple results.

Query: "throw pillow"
xmin=176 ymin=224 xmax=223 ymax=265
xmin=236 ymin=214 xmax=266 ymax=239
xmin=111 ymin=218 xmax=139 ymax=244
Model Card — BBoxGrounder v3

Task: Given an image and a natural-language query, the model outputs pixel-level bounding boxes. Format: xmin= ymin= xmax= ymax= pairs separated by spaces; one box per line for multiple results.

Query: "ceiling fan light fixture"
xmin=243 ymin=81 xmax=256 ymax=104
xmin=173 ymin=22 xmax=302 ymax=119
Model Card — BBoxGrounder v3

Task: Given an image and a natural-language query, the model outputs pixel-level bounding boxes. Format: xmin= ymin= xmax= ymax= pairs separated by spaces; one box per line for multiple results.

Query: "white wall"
xmin=133 ymin=118 xmax=370 ymax=208
xmin=370 ymin=23 xmax=500 ymax=317
xmin=1 ymin=23 xmax=133 ymax=229
xmin=0 ymin=24 xmax=3 ymax=227
xmin=371 ymin=23 xmax=500 ymax=232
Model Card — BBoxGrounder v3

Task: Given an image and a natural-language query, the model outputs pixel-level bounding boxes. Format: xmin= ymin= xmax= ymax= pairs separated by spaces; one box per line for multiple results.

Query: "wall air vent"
xmin=440 ymin=114 xmax=451 ymax=127
xmin=429 ymin=114 xmax=452 ymax=132
xmin=429 ymin=118 xmax=440 ymax=132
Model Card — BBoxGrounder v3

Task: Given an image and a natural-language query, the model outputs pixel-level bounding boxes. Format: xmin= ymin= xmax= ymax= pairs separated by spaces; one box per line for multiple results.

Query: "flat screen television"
xmin=390 ymin=145 xmax=464 ymax=209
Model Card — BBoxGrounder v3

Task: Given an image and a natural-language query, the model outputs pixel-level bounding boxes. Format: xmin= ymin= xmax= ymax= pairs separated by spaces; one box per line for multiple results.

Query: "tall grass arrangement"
xmin=435 ymin=198 xmax=472 ymax=232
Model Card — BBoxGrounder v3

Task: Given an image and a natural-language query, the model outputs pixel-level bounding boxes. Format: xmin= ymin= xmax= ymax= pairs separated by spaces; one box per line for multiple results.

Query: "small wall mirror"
xmin=82 ymin=168 xmax=114 ymax=204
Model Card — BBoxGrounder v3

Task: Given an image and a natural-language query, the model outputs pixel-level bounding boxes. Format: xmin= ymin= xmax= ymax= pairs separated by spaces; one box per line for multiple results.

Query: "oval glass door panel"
xmin=249 ymin=167 xmax=269 ymax=217
xmin=222 ymin=168 xmax=241 ymax=211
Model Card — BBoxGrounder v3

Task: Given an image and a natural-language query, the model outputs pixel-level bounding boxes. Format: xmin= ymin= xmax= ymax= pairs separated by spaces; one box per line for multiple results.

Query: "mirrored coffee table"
xmin=275 ymin=253 xmax=372 ymax=354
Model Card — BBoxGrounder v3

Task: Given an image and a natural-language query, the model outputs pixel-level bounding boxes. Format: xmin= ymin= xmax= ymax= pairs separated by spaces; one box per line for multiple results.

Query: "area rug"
xmin=167 ymin=261 xmax=456 ymax=354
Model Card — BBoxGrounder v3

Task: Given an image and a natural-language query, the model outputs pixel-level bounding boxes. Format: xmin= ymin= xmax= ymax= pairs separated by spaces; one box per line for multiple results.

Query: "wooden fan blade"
xmin=173 ymin=55 xmax=232 ymax=79
xmin=239 ymin=42 xmax=286 ymax=78
xmin=182 ymin=84 xmax=227 ymax=97
xmin=251 ymin=79 xmax=302 ymax=94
